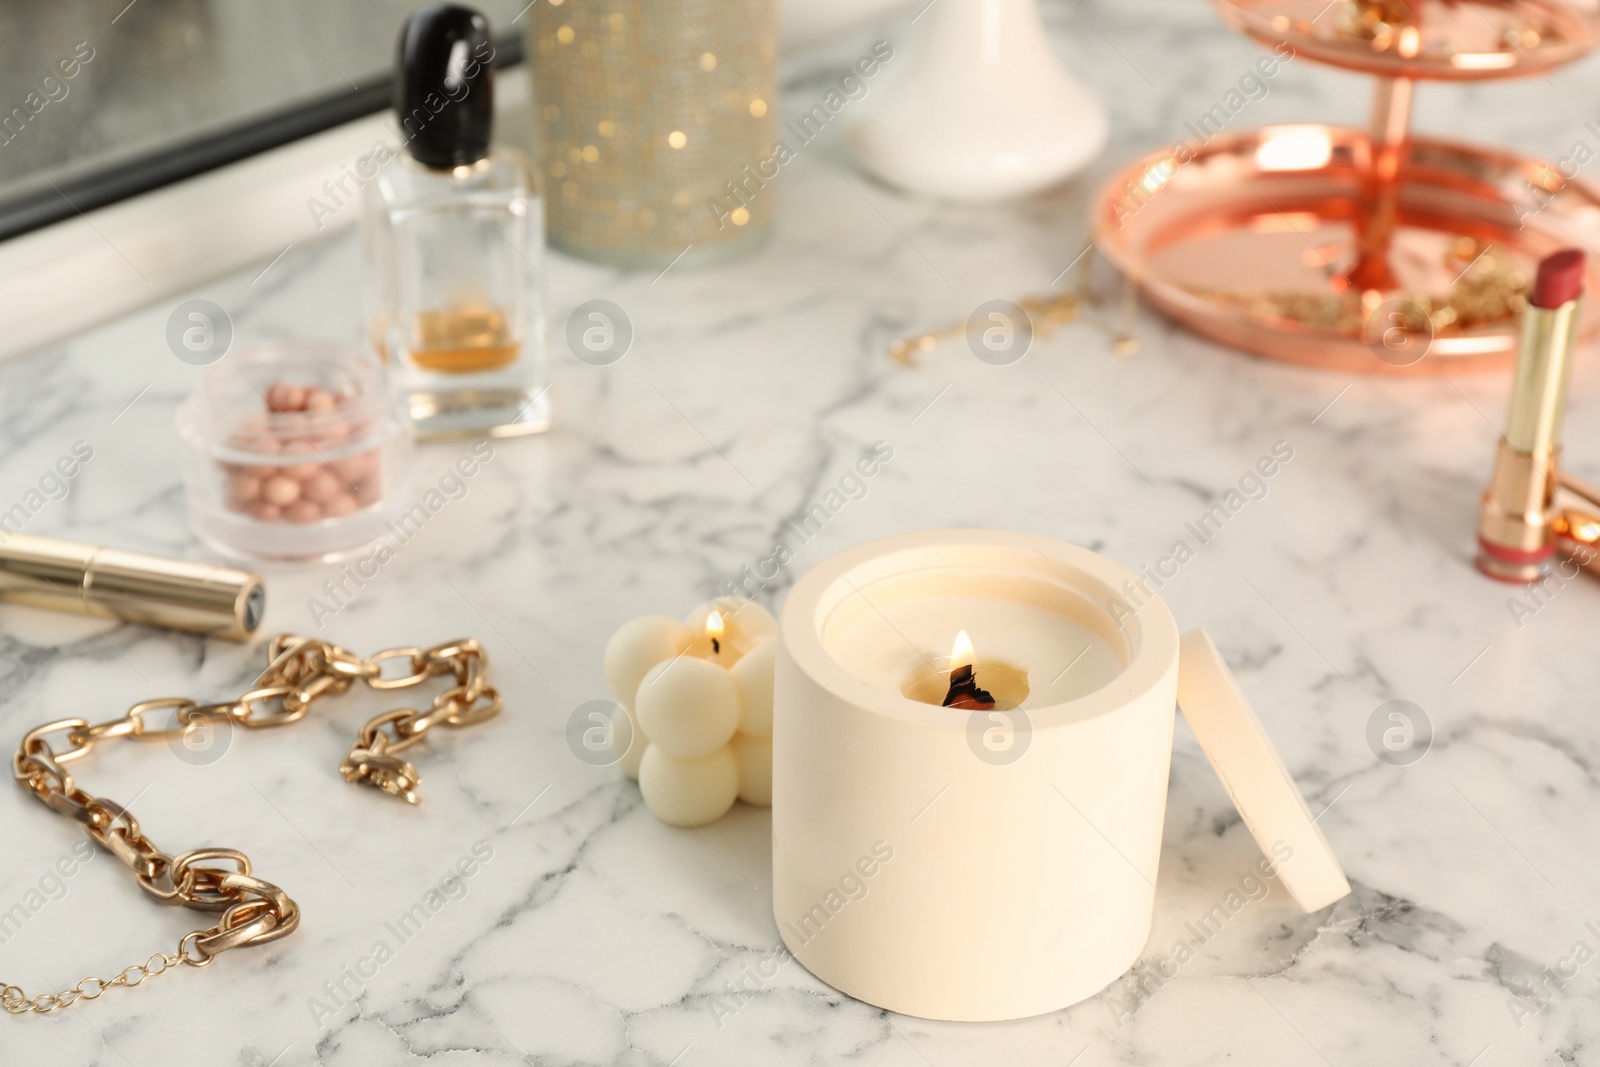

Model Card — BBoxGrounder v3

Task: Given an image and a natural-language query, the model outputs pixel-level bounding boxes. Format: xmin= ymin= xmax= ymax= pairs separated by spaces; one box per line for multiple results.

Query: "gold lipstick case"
xmin=1476 ymin=292 xmax=1581 ymax=582
xmin=0 ymin=534 xmax=264 ymax=640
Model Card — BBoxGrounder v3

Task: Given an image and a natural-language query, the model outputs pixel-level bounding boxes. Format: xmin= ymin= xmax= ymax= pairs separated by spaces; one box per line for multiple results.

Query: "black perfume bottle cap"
xmin=396 ymin=3 xmax=495 ymax=169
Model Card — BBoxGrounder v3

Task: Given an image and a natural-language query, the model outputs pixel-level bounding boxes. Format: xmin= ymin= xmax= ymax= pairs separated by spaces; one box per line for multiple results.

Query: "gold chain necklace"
xmin=3 ymin=634 xmax=500 ymax=1015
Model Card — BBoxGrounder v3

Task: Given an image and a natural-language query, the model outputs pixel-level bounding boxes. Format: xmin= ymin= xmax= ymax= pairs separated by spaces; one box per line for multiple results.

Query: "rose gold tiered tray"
xmin=1092 ymin=0 xmax=1600 ymax=375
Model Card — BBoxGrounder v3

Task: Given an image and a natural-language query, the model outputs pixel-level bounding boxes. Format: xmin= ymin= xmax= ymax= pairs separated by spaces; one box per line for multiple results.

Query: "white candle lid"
xmin=1176 ymin=628 xmax=1352 ymax=913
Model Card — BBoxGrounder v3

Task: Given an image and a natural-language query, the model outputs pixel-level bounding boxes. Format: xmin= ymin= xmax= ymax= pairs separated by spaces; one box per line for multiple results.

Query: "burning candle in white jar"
xmin=818 ymin=541 xmax=1130 ymax=732
xmin=828 ymin=586 xmax=1125 ymax=713
xmin=772 ymin=529 xmax=1351 ymax=1023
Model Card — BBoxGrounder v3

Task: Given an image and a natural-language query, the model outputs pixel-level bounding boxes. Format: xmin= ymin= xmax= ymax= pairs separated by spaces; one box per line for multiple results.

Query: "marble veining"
xmin=4 ymin=1 xmax=1600 ymax=1064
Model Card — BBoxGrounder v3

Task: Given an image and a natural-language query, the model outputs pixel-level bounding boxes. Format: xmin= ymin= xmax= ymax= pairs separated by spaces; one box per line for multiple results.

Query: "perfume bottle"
xmin=363 ymin=3 xmax=549 ymax=439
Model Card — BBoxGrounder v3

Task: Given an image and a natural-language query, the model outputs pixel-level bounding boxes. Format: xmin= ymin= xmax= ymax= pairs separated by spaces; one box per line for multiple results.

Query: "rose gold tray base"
xmin=1092 ymin=125 xmax=1600 ymax=376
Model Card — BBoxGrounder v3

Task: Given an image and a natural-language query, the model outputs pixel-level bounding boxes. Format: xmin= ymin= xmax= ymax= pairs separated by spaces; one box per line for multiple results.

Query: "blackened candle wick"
xmin=712 ymin=637 xmax=721 ymax=654
xmin=943 ymin=663 xmax=995 ymax=710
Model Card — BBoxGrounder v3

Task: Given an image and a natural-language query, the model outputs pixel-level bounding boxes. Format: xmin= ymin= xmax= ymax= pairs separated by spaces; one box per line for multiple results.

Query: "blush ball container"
xmin=176 ymin=342 xmax=415 ymax=562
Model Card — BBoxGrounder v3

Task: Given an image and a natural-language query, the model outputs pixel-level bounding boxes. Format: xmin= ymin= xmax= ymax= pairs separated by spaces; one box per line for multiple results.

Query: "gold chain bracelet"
xmin=3 ymin=634 xmax=500 ymax=1016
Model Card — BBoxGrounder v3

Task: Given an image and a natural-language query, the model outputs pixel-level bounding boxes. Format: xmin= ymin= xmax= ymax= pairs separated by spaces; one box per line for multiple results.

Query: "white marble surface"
xmin=5 ymin=2 xmax=1600 ymax=1064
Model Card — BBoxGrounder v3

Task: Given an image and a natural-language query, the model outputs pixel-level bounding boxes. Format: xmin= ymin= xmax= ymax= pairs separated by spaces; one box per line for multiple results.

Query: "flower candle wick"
xmin=706 ymin=610 xmax=725 ymax=655
xmin=942 ymin=630 xmax=995 ymax=710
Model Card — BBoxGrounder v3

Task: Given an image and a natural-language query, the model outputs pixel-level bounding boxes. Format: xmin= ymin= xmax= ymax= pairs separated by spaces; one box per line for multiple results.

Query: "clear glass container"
xmin=176 ymin=343 xmax=414 ymax=562
xmin=363 ymin=151 xmax=550 ymax=439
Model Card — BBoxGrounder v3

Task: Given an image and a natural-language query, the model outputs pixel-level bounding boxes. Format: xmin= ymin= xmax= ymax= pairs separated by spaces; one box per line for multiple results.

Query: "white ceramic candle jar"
xmin=773 ymin=529 xmax=1348 ymax=1022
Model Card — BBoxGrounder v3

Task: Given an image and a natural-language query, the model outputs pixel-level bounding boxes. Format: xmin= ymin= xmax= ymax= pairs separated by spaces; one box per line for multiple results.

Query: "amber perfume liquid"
xmin=408 ymin=306 xmax=523 ymax=373
xmin=363 ymin=153 xmax=550 ymax=439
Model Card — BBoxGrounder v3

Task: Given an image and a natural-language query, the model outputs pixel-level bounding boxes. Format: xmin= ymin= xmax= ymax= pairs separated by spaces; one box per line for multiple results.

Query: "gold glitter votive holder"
xmin=528 ymin=0 xmax=778 ymax=269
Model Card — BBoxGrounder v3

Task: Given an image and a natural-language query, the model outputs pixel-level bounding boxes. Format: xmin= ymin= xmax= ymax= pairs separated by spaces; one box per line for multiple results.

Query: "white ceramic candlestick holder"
xmin=845 ymin=0 xmax=1108 ymax=202
xmin=773 ymin=530 xmax=1349 ymax=1022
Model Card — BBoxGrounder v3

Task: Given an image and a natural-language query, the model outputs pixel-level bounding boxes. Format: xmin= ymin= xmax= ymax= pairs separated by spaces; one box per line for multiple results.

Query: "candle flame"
xmin=949 ymin=630 xmax=974 ymax=672
xmin=706 ymin=610 xmax=725 ymax=638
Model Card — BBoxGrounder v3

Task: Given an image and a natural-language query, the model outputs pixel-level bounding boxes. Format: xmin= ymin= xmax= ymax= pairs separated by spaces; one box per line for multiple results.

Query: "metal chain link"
xmin=3 ymin=635 xmax=499 ymax=1015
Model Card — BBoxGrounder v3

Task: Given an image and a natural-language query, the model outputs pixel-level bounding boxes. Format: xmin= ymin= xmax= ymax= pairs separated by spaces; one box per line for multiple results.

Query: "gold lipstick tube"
xmin=1477 ymin=441 xmax=1562 ymax=582
xmin=0 ymin=534 xmax=264 ymax=640
xmin=1476 ymin=275 xmax=1582 ymax=583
